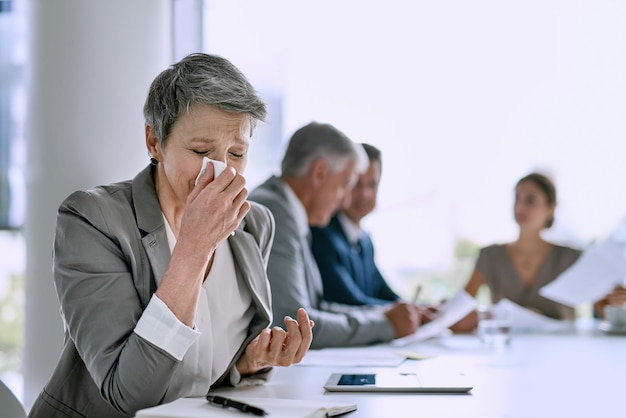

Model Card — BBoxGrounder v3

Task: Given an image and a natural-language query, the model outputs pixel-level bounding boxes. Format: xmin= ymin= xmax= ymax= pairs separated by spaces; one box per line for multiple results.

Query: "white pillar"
xmin=23 ymin=0 xmax=172 ymax=410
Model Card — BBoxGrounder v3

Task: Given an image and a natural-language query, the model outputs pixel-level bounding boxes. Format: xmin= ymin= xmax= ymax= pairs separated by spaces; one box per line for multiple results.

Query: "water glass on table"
xmin=604 ymin=304 xmax=626 ymax=331
xmin=477 ymin=306 xmax=511 ymax=347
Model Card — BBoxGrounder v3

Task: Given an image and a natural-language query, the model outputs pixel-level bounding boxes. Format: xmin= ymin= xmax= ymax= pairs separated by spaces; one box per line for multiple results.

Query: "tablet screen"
xmin=337 ymin=374 xmax=376 ymax=386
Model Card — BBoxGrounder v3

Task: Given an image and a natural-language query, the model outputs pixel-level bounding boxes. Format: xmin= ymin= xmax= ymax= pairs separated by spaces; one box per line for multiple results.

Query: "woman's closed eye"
xmin=193 ymin=149 xmax=212 ymax=156
xmin=230 ymin=151 xmax=246 ymax=159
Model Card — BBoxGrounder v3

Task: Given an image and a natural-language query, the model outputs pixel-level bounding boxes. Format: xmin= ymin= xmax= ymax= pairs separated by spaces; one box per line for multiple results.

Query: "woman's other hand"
xmin=606 ymin=286 xmax=626 ymax=307
xmin=236 ymin=308 xmax=314 ymax=376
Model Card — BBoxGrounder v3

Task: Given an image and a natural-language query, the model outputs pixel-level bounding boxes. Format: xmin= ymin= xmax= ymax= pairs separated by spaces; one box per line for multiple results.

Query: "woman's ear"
xmin=145 ymin=124 xmax=161 ymax=160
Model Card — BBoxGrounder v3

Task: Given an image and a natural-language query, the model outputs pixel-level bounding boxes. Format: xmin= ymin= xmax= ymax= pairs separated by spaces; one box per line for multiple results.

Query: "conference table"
xmin=138 ymin=319 xmax=625 ymax=418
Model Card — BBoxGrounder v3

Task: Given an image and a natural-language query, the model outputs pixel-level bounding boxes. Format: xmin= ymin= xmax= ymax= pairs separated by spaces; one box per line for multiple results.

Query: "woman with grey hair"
xmin=28 ymin=53 xmax=313 ymax=418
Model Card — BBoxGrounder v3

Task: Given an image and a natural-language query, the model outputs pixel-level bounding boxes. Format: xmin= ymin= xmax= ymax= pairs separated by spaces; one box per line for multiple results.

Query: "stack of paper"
xmin=135 ymin=396 xmax=357 ymax=418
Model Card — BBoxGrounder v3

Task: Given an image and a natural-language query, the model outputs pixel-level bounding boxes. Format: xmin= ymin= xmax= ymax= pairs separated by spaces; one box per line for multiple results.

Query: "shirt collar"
xmin=337 ymin=211 xmax=363 ymax=245
xmin=161 ymin=212 xmax=177 ymax=255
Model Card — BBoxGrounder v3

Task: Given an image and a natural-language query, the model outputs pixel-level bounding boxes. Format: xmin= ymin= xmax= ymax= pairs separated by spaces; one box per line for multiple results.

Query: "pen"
xmin=411 ymin=285 xmax=438 ymax=322
xmin=206 ymin=395 xmax=268 ymax=416
xmin=412 ymin=285 xmax=423 ymax=304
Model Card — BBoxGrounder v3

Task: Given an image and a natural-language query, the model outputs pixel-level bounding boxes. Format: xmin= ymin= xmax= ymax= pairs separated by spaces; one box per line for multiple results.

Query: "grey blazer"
xmin=28 ymin=166 xmax=274 ymax=418
xmin=249 ymin=176 xmax=394 ymax=349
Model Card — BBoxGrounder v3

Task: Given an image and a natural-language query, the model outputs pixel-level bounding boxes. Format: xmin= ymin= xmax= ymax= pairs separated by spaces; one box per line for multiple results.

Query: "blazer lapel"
xmin=132 ymin=166 xmax=171 ymax=307
xmin=301 ymin=232 xmax=324 ymax=302
xmin=228 ymin=224 xmax=272 ymax=323
xmin=141 ymin=231 xmax=170 ymax=295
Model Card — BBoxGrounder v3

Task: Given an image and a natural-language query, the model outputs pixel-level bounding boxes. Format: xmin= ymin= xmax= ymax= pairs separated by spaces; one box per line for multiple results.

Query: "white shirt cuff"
xmin=134 ymin=294 xmax=200 ymax=361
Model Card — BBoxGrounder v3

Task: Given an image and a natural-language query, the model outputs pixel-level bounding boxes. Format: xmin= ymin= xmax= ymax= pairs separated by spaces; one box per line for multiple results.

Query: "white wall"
xmin=203 ymin=0 xmax=626 ymax=279
xmin=23 ymin=0 xmax=172 ymax=410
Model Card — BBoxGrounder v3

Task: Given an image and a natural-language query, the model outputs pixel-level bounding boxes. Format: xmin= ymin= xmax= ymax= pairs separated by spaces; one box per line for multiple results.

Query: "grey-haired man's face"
xmin=308 ymin=161 xmax=357 ymax=227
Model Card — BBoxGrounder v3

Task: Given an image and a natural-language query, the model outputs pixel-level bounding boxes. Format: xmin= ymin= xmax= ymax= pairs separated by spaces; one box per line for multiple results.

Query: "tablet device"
xmin=323 ymin=372 xmax=472 ymax=393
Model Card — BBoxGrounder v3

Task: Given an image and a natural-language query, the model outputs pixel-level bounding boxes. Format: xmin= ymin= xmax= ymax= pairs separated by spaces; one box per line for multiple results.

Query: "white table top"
xmin=138 ymin=320 xmax=626 ymax=418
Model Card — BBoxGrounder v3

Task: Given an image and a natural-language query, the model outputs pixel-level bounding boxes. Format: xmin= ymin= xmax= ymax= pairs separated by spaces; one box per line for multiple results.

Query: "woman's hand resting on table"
xmin=236 ymin=308 xmax=314 ymax=376
xmin=606 ymin=286 xmax=626 ymax=307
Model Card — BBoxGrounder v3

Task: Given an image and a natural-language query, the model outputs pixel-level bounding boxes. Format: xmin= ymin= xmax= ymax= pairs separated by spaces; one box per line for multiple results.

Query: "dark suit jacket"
xmin=311 ymin=214 xmax=399 ymax=306
xmin=28 ymin=165 xmax=274 ymax=418
xmin=249 ymin=176 xmax=394 ymax=349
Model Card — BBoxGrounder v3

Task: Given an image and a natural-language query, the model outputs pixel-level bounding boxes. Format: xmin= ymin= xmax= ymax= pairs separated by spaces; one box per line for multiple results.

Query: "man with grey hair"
xmin=250 ymin=122 xmax=421 ymax=348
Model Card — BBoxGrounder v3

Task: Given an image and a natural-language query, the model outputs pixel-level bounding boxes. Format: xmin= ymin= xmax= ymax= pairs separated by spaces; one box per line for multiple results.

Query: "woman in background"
xmin=452 ymin=172 xmax=581 ymax=332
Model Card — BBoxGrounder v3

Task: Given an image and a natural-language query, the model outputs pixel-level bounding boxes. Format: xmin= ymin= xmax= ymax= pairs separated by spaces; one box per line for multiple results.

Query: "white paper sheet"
xmin=391 ymin=290 xmax=477 ymax=346
xmin=539 ymin=237 xmax=626 ymax=307
xmin=490 ymin=298 xmax=573 ymax=333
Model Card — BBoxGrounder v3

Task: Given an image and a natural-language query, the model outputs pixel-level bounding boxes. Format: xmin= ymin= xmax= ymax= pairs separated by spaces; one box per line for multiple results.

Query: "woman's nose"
xmin=214 ymin=154 xmax=227 ymax=165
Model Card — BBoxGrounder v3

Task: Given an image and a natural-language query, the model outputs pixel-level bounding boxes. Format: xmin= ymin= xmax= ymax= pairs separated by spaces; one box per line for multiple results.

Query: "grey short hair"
xmin=143 ymin=53 xmax=267 ymax=145
xmin=281 ymin=122 xmax=368 ymax=178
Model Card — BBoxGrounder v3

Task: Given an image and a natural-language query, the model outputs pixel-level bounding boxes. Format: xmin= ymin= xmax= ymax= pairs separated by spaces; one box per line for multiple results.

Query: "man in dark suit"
xmin=250 ymin=123 xmax=421 ymax=348
xmin=311 ymin=144 xmax=400 ymax=306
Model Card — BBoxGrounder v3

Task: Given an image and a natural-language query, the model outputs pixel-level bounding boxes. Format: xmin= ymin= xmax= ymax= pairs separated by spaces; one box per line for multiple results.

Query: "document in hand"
xmin=539 ymin=237 xmax=626 ymax=307
xmin=135 ymin=396 xmax=357 ymax=418
xmin=391 ymin=289 xmax=477 ymax=346
xmin=490 ymin=299 xmax=574 ymax=333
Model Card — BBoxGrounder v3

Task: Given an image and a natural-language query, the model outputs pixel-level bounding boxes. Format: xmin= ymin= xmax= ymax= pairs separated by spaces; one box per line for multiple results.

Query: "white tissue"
xmin=195 ymin=157 xmax=227 ymax=186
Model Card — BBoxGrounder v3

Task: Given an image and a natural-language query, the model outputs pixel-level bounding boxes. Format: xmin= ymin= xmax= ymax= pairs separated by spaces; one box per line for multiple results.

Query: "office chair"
xmin=0 ymin=379 xmax=26 ymax=418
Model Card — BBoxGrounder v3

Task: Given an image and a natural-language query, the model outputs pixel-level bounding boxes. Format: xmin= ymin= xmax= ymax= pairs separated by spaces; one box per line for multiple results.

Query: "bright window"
xmin=202 ymin=1 xmax=626 ymax=303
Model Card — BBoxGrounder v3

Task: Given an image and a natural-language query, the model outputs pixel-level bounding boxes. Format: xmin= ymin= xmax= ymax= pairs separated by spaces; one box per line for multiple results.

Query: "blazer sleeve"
xmin=53 ymin=190 xmax=181 ymax=415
